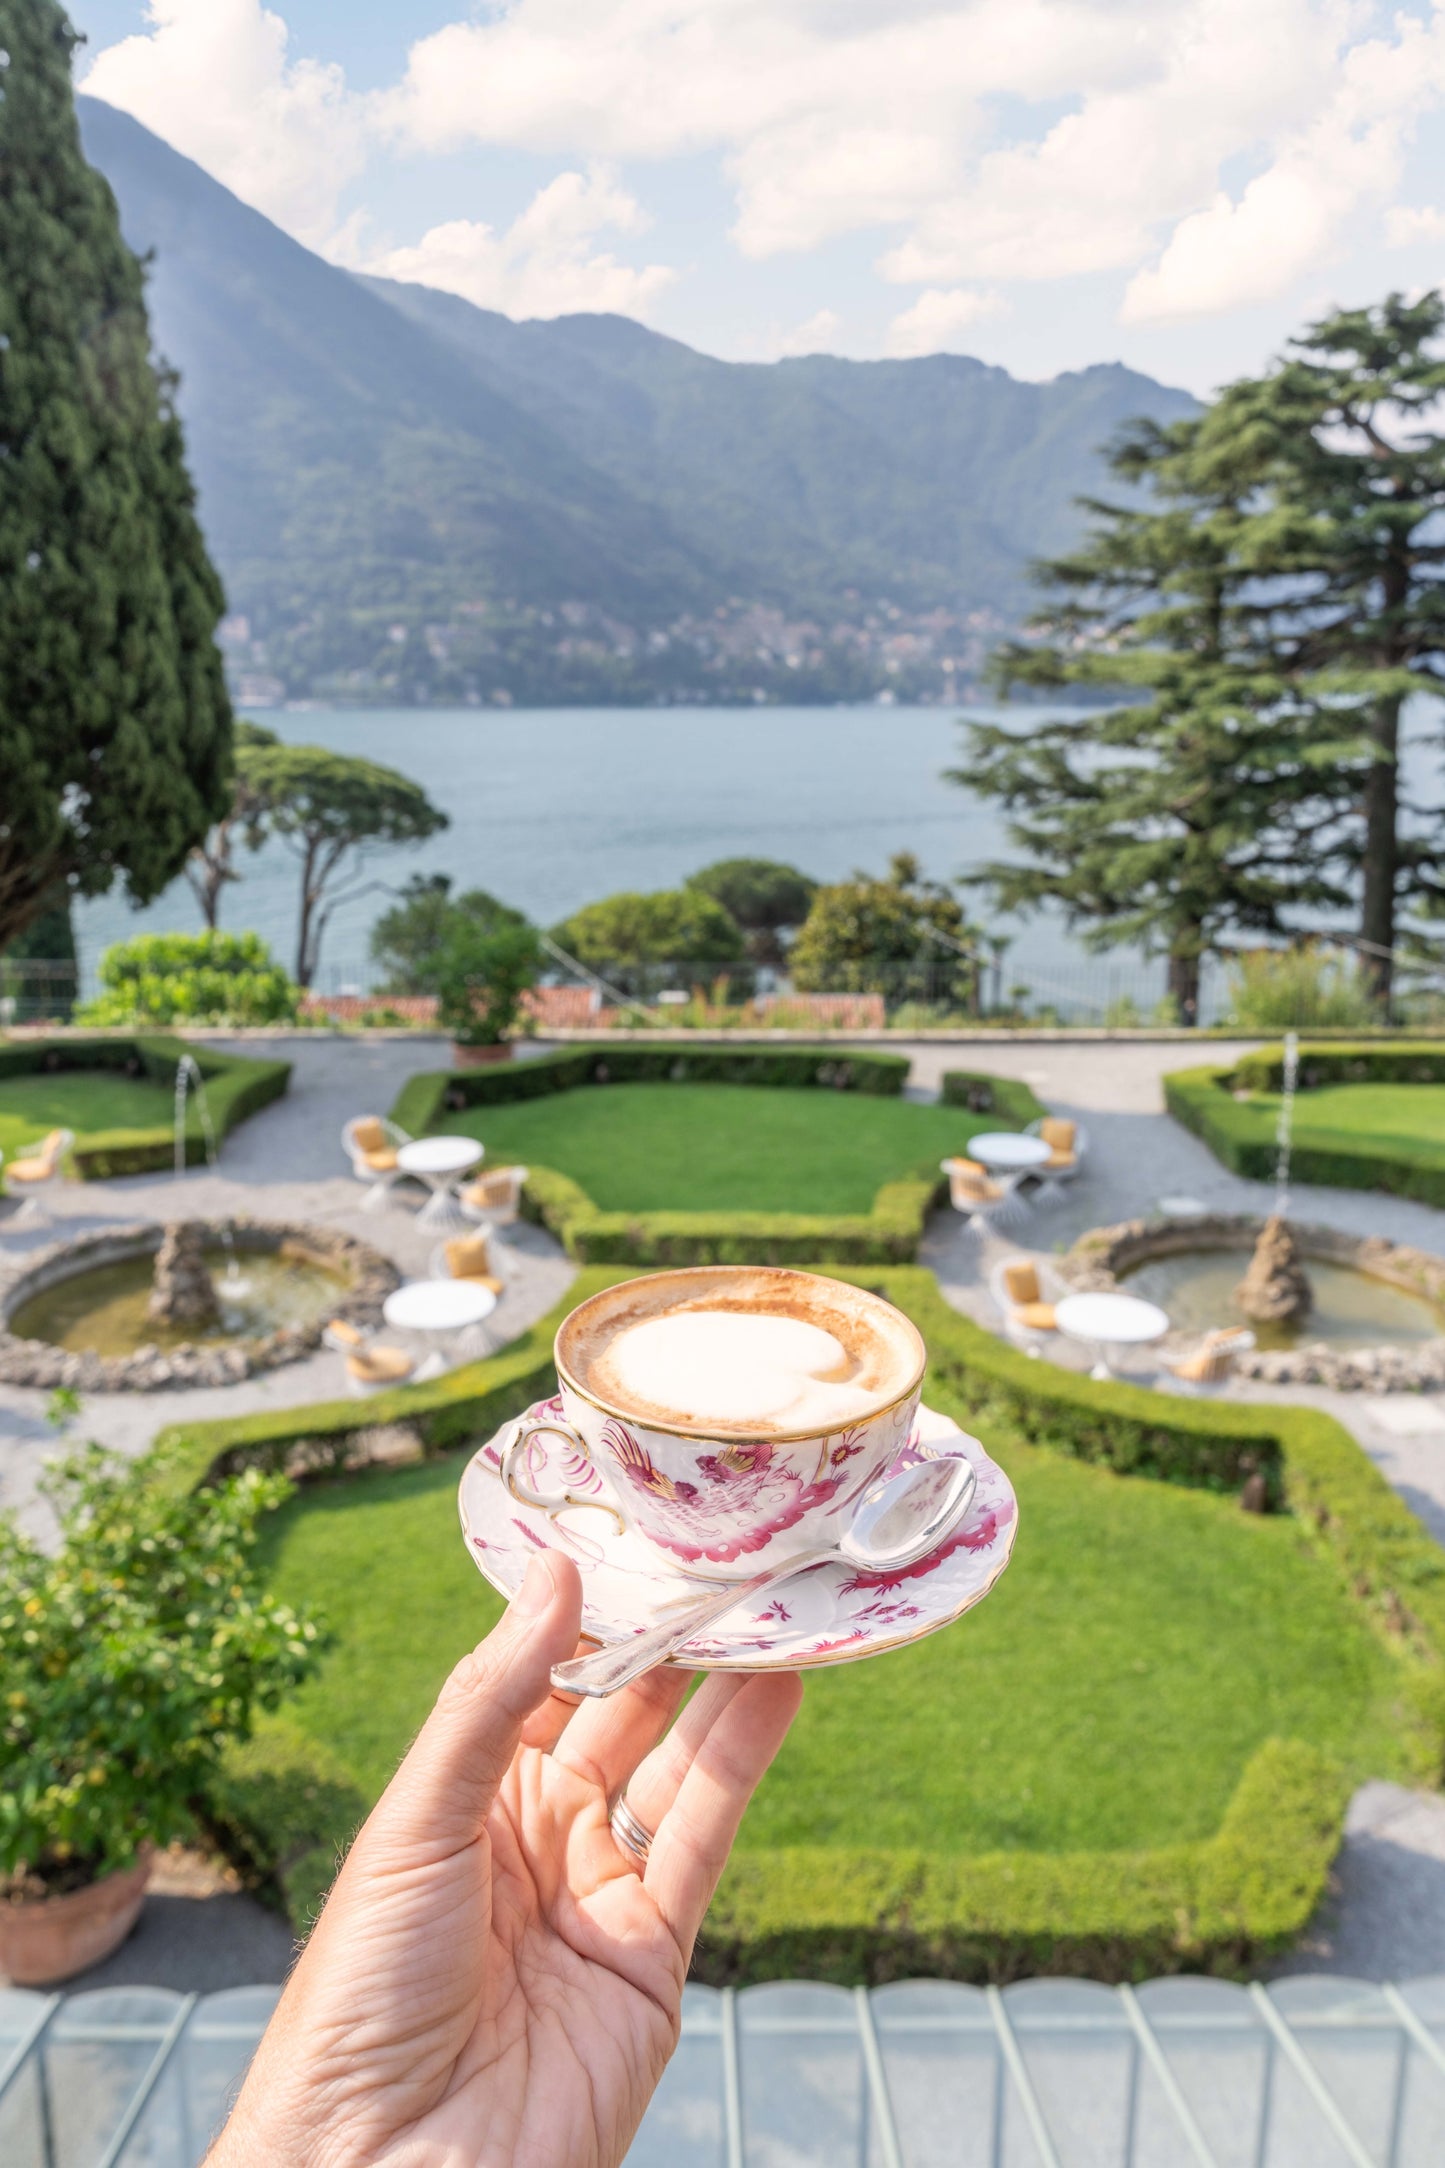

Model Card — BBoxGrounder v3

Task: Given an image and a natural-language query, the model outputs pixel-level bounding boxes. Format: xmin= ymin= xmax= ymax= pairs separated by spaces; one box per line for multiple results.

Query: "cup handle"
xmin=501 ymin=1415 xmax=626 ymax=1535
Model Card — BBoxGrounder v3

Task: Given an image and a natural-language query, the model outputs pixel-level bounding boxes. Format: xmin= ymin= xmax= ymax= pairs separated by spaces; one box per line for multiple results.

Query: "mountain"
xmin=77 ymin=95 xmax=1196 ymax=707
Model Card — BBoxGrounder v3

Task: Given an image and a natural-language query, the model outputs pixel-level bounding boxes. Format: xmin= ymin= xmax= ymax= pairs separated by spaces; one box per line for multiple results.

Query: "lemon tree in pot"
xmin=0 ymin=1443 xmax=319 ymax=1986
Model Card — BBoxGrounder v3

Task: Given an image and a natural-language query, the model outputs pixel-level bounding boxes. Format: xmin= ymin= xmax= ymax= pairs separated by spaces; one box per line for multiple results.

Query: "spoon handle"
xmin=550 ymin=1548 xmax=831 ymax=1699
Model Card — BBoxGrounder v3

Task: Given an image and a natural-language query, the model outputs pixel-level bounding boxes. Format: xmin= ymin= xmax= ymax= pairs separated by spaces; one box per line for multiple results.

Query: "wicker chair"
xmin=941 ymin=1155 xmax=1010 ymax=1230
xmin=323 ymin=1316 xmax=418 ymax=1395
xmin=341 ymin=1115 xmax=411 ymax=1212
xmin=986 ymin=1254 xmax=1068 ymax=1354
xmin=6 ymin=1128 xmax=74 ymax=1226
xmin=1162 ymin=1328 xmax=1256 ymax=1394
xmin=459 ymin=1165 xmax=529 ymax=1226
xmin=428 ymin=1229 xmax=507 ymax=1295
xmin=1024 ymin=1115 xmax=1090 ymax=1200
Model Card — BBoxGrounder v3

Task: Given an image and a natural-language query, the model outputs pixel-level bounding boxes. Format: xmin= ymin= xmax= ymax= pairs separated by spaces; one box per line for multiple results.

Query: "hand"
xmin=209 ymin=1550 xmax=802 ymax=2167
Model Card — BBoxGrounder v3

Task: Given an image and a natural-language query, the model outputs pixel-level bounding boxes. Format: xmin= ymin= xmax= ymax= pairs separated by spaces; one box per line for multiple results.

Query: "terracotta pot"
xmin=0 ymin=1847 xmax=153 ymax=1987
xmin=452 ymin=1042 xmax=513 ymax=1069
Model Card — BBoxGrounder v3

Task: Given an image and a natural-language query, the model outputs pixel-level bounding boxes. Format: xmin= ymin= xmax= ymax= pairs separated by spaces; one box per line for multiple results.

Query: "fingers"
xmin=551 ymin=1660 xmax=693 ymax=1798
xmin=368 ymin=1551 xmax=583 ymax=1853
xmin=621 ymin=1670 xmax=753 ymax=1835
xmin=519 ymin=1636 xmax=595 ymax=1752
xmin=644 ymin=1672 xmax=802 ymax=1952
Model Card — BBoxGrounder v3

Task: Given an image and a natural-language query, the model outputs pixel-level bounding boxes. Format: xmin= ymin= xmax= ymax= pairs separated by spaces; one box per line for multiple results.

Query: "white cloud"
xmin=885 ymin=288 xmax=1007 ymax=358
xmin=81 ymin=0 xmax=369 ymax=251
xmin=364 ymin=169 xmax=676 ymax=321
xmin=1386 ymin=203 xmax=1445 ymax=247
xmin=775 ymin=309 xmax=842 ymax=358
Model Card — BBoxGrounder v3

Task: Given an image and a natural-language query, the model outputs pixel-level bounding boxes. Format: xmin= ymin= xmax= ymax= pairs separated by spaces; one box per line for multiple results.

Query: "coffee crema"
xmin=559 ymin=1266 xmax=924 ymax=1438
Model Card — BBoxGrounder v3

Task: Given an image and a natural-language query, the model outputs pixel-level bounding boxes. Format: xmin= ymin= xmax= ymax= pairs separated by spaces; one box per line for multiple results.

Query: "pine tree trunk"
xmin=1168 ymin=948 xmax=1201 ymax=1027
xmin=1360 ymin=692 xmax=1401 ymax=1012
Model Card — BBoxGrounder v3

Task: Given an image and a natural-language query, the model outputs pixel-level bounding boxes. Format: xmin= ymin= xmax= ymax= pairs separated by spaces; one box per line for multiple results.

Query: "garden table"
xmin=1054 ymin=1291 xmax=1170 ymax=1381
xmin=397 ymin=1136 xmax=483 ymax=1229
xmin=964 ymin=1131 xmax=1052 ymax=1223
xmin=384 ymin=1278 xmax=498 ymax=1379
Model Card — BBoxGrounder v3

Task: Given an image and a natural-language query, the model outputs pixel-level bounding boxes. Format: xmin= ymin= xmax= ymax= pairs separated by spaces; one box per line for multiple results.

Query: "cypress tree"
xmin=0 ymin=0 xmax=233 ymax=953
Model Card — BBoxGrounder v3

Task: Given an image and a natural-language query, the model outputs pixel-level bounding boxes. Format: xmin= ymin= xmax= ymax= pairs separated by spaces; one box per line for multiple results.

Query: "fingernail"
xmin=512 ymin=1553 xmax=557 ymax=1618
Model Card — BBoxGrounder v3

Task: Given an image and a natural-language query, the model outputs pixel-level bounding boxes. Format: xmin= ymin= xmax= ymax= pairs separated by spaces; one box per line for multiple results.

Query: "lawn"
xmin=0 ymin=1072 xmax=177 ymax=1161
xmin=434 ymin=1082 xmax=988 ymax=1214
xmin=1251 ymin=1081 xmax=1445 ymax=1160
xmin=252 ymin=1368 xmax=1413 ymax=1856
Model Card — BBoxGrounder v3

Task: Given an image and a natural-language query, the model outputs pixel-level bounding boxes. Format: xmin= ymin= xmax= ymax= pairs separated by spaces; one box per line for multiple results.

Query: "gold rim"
xmin=552 ymin=1265 xmax=927 ymax=1444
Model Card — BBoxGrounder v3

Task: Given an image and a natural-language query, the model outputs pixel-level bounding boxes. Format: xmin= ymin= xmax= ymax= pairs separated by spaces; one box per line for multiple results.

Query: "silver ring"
xmin=609 ymin=1795 xmax=654 ymax=1867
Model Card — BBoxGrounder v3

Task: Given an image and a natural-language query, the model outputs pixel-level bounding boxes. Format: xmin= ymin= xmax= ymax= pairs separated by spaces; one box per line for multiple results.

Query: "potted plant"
xmin=434 ymin=915 xmax=544 ymax=1069
xmin=0 ymin=1440 xmax=319 ymax=1985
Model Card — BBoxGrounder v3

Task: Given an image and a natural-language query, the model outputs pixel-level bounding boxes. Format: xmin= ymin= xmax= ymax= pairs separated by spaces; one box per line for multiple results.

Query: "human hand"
xmin=209 ymin=1550 xmax=802 ymax=2167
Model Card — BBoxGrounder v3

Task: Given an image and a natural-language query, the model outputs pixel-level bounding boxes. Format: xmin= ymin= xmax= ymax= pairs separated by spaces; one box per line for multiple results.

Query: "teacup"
xmin=498 ymin=1266 xmax=927 ymax=1578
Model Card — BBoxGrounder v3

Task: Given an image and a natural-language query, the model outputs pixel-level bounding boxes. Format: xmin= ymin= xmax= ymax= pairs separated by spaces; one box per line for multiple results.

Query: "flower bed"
xmin=150 ymin=1269 xmax=1444 ymax=1983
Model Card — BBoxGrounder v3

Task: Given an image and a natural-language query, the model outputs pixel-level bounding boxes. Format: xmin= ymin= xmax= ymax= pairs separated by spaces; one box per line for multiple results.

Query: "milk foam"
xmin=602 ymin=1309 xmax=881 ymax=1432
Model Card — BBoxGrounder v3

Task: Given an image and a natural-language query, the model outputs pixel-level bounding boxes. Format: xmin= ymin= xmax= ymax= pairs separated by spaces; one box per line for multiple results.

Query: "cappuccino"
xmin=561 ymin=1266 xmax=923 ymax=1438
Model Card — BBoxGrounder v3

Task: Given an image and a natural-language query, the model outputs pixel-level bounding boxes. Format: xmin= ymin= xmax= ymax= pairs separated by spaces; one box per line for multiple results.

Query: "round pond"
xmin=1118 ymin=1250 xmax=1445 ymax=1353
xmin=11 ymin=1244 xmax=348 ymax=1358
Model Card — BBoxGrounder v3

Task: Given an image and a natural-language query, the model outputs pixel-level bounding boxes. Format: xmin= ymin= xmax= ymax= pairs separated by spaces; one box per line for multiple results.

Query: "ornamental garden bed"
xmin=0 ymin=1036 xmax=290 ymax=1184
xmin=1166 ymin=1043 xmax=1445 ymax=1206
xmin=151 ymin=1270 xmax=1445 ymax=1985
xmin=387 ymin=1053 xmax=1042 ymax=1266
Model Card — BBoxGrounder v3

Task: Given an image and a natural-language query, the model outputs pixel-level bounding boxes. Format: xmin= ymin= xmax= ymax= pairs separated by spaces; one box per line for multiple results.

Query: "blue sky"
xmin=66 ymin=1 xmax=1445 ymax=394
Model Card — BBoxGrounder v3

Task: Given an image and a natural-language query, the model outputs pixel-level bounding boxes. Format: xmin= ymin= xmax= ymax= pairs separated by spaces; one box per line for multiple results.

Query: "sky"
xmin=62 ymin=0 xmax=1445 ymax=395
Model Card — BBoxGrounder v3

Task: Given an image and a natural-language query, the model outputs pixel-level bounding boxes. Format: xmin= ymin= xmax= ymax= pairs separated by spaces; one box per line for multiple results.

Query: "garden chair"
xmin=1025 ymin=1115 xmax=1090 ymax=1201
xmin=987 ymin=1254 xmax=1066 ymax=1356
xmin=323 ymin=1316 xmax=418 ymax=1395
xmin=941 ymin=1156 xmax=1010 ymax=1230
xmin=341 ymin=1115 xmax=411 ymax=1212
xmin=6 ymin=1128 xmax=74 ymax=1227
xmin=1162 ymin=1327 xmax=1256 ymax=1394
xmin=428 ymin=1229 xmax=507 ymax=1295
xmin=460 ymin=1165 xmax=529 ymax=1226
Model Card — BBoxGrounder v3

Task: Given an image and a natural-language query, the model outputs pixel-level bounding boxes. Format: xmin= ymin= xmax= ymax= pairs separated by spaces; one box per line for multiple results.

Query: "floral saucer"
xmin=458 ymin=1401 xmax=1018 ymax=1672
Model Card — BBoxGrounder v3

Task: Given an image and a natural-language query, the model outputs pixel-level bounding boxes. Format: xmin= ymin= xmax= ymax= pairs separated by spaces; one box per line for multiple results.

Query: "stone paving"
xmin=9 ymin=1028 xmax=1445 ymax=1991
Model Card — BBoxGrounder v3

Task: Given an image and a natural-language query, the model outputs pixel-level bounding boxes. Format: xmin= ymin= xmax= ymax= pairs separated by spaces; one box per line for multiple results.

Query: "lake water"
xmin=73 ymin=704 xmax=1183 ymax=1016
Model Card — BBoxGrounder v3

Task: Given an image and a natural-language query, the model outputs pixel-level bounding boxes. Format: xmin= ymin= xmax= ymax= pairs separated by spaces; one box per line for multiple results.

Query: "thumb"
xmin=368 ymin=1550 xmax=584 ymax=1852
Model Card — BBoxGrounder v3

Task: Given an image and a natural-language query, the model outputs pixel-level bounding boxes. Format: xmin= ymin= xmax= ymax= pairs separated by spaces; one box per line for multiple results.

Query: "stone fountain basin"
xmin=0 ymin=1219 xmax=399 ymax=1393
xmin=1062 ymin=1213 xmax=1445 ymax=1392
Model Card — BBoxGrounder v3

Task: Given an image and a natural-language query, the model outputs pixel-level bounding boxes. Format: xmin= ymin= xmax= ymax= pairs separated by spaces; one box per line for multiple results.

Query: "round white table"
xmin=1054 ymin=1292 xmax=1170 ymax=1381
xmin=398 ymin=1136 xmax=483 ymax=1229
xmin=968 ymin=1132 xmax=1053 ymax=1173
xmin=384 ymin=1279 xmax=499 ymax=1379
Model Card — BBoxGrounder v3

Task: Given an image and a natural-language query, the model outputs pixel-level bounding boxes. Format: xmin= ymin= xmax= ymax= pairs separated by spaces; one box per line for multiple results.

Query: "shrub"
xmin=434 ymin=918 xmax=543 ymax=1047
xmin=0 ymin=1445 xmax=319 ymax=1893
xmin=79 ymin=930 xmax=299 ymax=1027
xmin=1224 ymin=947 xmax=1375 ymax=1032
xmin=551 ymin=889 xmax=745 ymax=973
xmin=0 ymin=1036 xmax=291 ymax=1180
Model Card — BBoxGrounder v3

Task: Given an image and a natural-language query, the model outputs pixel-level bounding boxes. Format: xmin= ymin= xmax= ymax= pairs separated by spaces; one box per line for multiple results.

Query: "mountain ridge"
xmin=77 ymin=94 xmax=1196 ymax=706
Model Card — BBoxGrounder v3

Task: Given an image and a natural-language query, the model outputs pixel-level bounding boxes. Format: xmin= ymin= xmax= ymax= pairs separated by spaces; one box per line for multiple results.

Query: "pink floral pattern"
xmin=459 ymin=1400 xmax=1018 ymax=1672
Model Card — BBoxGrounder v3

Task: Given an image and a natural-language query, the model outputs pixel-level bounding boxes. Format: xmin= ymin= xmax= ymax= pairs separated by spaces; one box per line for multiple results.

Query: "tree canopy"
xmin=790 ymin=854 xmax=976 ymax=1006
xmin=370 ymin=875 xmax=530 ymax=995
xmin=686 ymin=859 xmax=817 ymax=964
xmin=0 ymin=0 xmax=233 ymax=953
xmin=240 ymin=742 xmax=448 ymax=985
xmin=551 ymin=889 xmax=745 ymax=971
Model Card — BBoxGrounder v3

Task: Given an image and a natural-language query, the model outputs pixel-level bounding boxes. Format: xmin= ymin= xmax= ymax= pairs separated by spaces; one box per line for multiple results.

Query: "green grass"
xmin=1251 ymin=1081 xmax=1445 ymax=1160
xmin=0 ymin=1073 xmax=177 ymax=1160
xmin=253 ymin=1390 xmax=1412 ymax=1855
xmin=434 ymin=1082 xmax=985 ymax=1214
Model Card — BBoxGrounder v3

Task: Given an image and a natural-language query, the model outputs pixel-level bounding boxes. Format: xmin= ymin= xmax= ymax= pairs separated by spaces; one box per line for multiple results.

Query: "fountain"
xmin=174 ymin=1054 xmax=250 ymax=1295
xmin=1235 ymin=1032 xmax=1312 ymax=1326
xmin=147 ymin=1222 xmax=221 ymax=1330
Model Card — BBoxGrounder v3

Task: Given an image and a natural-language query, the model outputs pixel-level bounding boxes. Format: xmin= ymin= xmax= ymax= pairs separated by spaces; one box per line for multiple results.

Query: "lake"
xmin=73 ymin=703 xmax=1184 ymax=1017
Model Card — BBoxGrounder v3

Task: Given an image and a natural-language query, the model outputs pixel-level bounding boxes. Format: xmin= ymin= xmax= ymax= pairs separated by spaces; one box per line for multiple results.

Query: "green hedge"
xmin=938 ymin=1070 xmax=1048 ymax=1126
xmin=1165 ymin=1053 xmax=1445 ymax=1207
xmin=151 ymin=1263 xmax=1445 ymax=1978
xmin=390 ymin=1042 xmax=909 ymax=1137
xmin=517 ymin=1163 xmax=943 ymax=1267
xmin=0 ymin=1035 xmax=291 ymax=1180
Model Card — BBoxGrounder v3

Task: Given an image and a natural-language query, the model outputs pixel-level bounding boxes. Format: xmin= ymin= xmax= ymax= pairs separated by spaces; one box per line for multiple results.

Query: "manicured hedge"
xmin=1166 ymin=1054 xmax=1445 ymax=1208
xmin=939 ymin=1070 xmax=1047 ymax=1126
xmin=518 ymin=1163 xmax=943 ymax=1267
xmin=390 ymin=1042 xmax=909 ymax=1137
xmin=152 ymin=1264 xmax=1445 ymax=1978
xmin=0 ymin=1035 xmax=291 ymax=1179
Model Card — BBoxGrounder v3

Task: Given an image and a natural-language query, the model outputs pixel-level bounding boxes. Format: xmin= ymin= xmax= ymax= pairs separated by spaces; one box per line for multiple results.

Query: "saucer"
xmin=457 ymin=1401 xmax=1018 ymax=1673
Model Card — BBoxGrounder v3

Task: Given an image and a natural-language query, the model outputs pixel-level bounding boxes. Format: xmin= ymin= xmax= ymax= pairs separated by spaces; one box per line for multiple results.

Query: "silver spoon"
xmin=550 ymin=1451 xmax=977 ymax=1699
